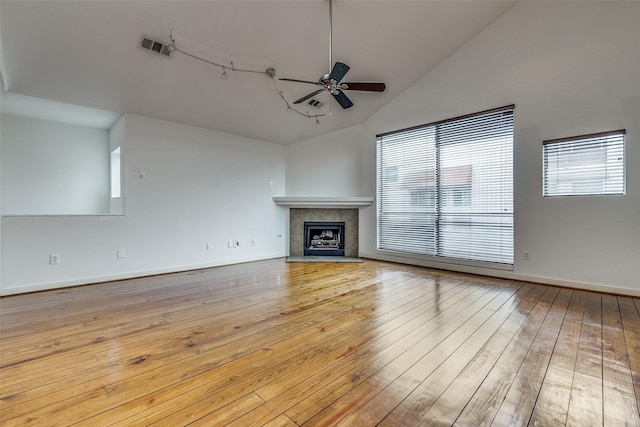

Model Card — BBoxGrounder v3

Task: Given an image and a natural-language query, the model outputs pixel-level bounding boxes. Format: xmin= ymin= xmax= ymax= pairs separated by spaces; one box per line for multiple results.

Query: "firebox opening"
xmin=304 ymin=222 xmax=345 ymax=256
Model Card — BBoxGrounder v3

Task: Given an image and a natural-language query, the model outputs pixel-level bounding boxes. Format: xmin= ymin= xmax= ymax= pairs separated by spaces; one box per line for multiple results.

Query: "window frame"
xmin=376 ymin=105 xmax=515 ymax=268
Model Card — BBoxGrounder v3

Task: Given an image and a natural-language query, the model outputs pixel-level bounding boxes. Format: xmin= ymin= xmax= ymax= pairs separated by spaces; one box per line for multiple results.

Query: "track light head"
xmin=167 ymin=27 xmax=176 ymax=52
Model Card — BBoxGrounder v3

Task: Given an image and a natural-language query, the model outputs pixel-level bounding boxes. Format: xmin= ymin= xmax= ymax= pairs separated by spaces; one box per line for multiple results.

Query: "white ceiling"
xmin=0 ymin=1 xmax=516 ymax=144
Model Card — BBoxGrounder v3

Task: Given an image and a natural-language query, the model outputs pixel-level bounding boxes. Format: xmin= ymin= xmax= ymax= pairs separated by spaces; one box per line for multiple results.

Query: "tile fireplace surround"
xmin=290 ymin=208 xmax=358 ymax=257
xmin=273 ymin=197 xmax=374 ymax=258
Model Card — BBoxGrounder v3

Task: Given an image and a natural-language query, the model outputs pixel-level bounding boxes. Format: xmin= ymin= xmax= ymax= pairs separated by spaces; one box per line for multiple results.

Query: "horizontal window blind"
xmin=543 ymin=130 xmax=625 ymax=196
xmin=377 ymin=105 xmax=514 ymax=265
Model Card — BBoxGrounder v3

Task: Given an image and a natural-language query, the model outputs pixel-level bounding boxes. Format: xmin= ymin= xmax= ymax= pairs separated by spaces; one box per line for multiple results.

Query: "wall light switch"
xmin=117 ymin=248 xmax=126 ymax=259
xmin=49 ymin=254 xmax=60 ymax=265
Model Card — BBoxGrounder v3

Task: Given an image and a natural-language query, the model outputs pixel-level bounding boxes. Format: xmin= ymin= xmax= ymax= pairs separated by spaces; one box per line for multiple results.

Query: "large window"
xmin=376 ymin=105 xmax=514 ymax=265
xmin=543 ymin=130 xmax=625 ymax=197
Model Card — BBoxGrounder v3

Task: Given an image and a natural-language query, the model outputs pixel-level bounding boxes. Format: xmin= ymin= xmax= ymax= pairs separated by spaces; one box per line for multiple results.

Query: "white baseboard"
xmin=3 ymin=253 xmax=637 ymax=297
xmin=366 ymin=253 xmax=640 ymax=297
xmin=0 ymin=253 xmax=285 ymax=296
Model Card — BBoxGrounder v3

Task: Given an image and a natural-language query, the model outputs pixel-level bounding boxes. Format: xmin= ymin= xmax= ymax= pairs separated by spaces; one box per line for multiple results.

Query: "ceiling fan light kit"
xmin=140 ymin=0 xmax=385 ymax=122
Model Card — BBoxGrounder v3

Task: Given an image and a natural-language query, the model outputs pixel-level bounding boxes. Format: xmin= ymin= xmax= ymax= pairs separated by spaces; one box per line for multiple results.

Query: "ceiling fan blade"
xmin=294 ymin=88 xmax=326 ymax=104
xmin=332 ymin=90 xmax=353 ymax=109
xmin=340 ymin=82 xmax=386 ymax=92
xmin=279 ymin=78 xmax=323 ymax=86
xmin=329 ymin=62 xmax=350 ymax=83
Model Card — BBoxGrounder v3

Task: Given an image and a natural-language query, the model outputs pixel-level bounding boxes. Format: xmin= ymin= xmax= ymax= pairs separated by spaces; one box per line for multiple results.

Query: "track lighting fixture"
xmin=158 ymin=27 xmax=326 ymax=122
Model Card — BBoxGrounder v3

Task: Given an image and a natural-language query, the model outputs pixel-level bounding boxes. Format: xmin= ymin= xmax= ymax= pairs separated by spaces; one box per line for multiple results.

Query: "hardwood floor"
xmin=1 ymin=258 xmax=639 ymax=426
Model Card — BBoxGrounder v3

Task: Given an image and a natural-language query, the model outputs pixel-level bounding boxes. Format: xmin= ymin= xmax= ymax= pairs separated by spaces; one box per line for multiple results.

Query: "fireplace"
xmin=304 ymin=222 xmax=345 ymax=256
xmin=288 ymin=208 xmax=359 ymax=258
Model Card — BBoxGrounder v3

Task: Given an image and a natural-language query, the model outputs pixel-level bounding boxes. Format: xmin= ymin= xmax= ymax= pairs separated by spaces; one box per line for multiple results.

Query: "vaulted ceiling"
xmin=0 ymin=1 xmax=516 ymax=144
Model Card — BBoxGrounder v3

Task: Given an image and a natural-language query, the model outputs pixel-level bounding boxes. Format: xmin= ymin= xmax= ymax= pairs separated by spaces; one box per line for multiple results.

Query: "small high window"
xmin=543 ymin=130 xmax=625 ymax=197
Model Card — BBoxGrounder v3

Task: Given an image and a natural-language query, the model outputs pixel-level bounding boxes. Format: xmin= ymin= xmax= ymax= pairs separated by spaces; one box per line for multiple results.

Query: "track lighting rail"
xmin=166 ymin=27 xmax=325 ymax=123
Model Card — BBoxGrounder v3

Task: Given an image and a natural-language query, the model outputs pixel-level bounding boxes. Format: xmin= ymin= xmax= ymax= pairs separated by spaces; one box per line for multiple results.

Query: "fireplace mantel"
xmin=273 ymin=196 xmax=374 ymax=209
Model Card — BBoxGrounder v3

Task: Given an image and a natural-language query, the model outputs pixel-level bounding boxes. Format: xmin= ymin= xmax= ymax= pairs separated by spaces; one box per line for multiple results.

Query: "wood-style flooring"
xmin=1 ymin=258 xmax=639 ymax=426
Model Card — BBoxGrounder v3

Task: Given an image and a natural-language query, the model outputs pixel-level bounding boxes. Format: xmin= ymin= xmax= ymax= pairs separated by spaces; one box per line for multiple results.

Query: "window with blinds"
xmin=376 ymin=105 xmax=514 ymax=265
xmin=543 ymin=130 xmax=625 ymax=197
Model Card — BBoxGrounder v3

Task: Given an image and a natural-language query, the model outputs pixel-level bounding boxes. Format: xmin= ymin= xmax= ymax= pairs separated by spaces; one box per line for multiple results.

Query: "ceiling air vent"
xmin=139 ymin=36 xmax=174 ymax=58
xmin=308 ymin=99 xmax=324 ymax=108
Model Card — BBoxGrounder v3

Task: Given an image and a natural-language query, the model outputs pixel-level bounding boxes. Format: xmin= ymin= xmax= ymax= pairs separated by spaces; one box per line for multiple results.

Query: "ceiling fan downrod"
xmin=329 ymin=0 xmax=333 ymax=73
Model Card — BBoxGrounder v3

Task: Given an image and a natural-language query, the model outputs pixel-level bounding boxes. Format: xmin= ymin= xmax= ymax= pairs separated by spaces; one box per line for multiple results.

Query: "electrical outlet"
xmin=233 ymin=240 xmax=239 ymax=248
xmin=49 ymin=254 xmax=60 ymax=265
xmin=368 ymin=238 xmax=373 ymax=244
xmin=117 ymin=248 xmax=126 ymax=259
xmin=523 ymin=250 xmax=531 ymax=261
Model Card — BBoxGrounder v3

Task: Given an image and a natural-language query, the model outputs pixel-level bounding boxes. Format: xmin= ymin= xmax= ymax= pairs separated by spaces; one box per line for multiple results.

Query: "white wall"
xmin=285 ymin=124 xmax=367 ymax=197
xmin=1 ymin=114 xmax=286 ymax=294
xmin=1 ymin=115 xmax=110 ymax=215
xmin=286 ymin=1 xmax=640 ymax=295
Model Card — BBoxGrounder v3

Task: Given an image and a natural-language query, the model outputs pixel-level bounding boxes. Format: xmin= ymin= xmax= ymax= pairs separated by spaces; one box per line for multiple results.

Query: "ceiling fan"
xmin=279 ymin=0 xmax=386 ymax=110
